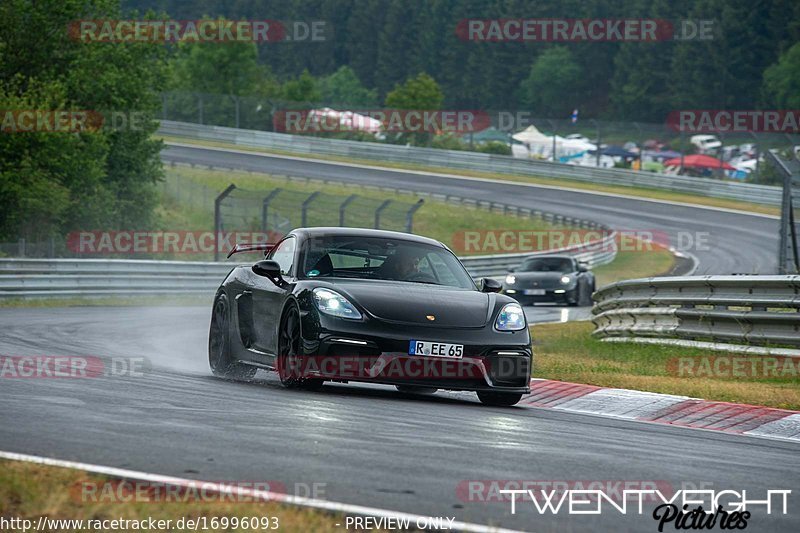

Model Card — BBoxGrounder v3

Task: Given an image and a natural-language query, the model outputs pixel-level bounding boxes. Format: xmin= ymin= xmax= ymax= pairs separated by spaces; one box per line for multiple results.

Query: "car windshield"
xmin=519 ymin=258 xmax=574 ymax=273
xmin=301 ymin=235 xmax=476 ymax=289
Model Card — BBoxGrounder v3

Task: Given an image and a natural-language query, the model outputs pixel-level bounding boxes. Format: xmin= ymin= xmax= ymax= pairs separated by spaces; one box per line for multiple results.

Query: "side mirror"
xmin=252 ymin=260 xmax=282 ymax=282
xmin=578 ymin=263 xmax=589 ymax=273
xmin=480 ymin=278 xmax=503 ymax=293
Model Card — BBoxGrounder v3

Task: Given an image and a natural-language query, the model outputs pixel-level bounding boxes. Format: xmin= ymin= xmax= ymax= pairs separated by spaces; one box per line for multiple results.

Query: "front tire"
xmin=276 ymin=304 xmax=324 ymax=391
xmin=209 ymin=292 xmax=257 ymax=381
xmin=477 ymin=391 xmax=523 ymax=406
xmin=577 ymin=278 xmax=595 ymax=307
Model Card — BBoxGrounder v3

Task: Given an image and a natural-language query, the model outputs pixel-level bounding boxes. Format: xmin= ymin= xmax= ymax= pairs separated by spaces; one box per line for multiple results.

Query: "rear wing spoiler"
xmin=227 ymin=242 xmax=275 ymax=259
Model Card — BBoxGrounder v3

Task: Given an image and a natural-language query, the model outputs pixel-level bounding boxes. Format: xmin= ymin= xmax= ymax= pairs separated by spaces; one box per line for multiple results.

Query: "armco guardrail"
xmin=0 ymin=234 xmax=615 ymax=299
xmin=160 ymin=121 xmax=783 ymax=206
xmin=592 ymin=275 xmax=800 ymax=349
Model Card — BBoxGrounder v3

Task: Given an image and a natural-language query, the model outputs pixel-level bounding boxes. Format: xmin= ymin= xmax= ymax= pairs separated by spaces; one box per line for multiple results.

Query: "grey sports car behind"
xmin=502 ymin=255 xmax=595 ymax=306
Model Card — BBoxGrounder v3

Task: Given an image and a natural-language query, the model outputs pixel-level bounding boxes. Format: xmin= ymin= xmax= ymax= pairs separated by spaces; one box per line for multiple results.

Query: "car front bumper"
xmin=504 ymin=286 xmax=577 ymax=304
xmin=298 ymin=313 xmax=532 ymax=393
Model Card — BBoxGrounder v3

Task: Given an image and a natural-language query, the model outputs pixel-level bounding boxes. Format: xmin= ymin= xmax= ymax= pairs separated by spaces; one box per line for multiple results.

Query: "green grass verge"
xmin=0 ymin=460 xmax=372 ymax=532
xmin=592 ymin=245 xmax=676 ymax=287
xmin=532 ymin=321 xmax=800 ymax=410
xmin=159 ymin=135 xmax=779 ymax=217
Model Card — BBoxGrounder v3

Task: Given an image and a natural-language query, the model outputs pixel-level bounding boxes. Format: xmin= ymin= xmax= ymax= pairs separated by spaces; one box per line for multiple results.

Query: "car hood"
xmin=324 ymin=279 xmax=491 ymax=327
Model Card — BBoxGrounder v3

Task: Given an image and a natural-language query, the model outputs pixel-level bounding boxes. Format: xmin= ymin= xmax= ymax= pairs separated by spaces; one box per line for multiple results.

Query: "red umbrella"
xmin=664 ymin=154 xmax=735 ymax=171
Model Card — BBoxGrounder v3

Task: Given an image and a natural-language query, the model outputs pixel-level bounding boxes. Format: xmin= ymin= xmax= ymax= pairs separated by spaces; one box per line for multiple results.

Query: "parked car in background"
xmin=691 ymin=134 xmax=722 ymax=154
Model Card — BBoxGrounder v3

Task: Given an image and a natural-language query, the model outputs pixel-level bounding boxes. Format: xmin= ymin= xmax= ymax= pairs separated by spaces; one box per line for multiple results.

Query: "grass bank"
xmin=531 ymin=321 xmax=800 ymax=410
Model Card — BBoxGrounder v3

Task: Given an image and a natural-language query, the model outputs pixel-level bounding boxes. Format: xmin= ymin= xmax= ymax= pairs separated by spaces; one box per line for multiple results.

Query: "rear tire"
xmin=477 ymin=391 xmax=523 ymax=406
xmin=208 ymin=292 xmax=257 ymax=381
xmin=395 ymin=385 xmax=438 ymax=395
xmin=276 ymin=304 xmax=324 ymax=391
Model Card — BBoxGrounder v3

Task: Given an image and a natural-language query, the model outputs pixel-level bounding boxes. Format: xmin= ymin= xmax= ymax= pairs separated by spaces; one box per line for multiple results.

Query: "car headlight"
xmin=313 ymin=288 xmax=362 ymax=319
xmin=495 ymin=303 xmax=525 ymax=331
xmin=505 ymin=274 xmax=516 ymax=285
xmin=560 ymin=275 xmax=572 ymax=284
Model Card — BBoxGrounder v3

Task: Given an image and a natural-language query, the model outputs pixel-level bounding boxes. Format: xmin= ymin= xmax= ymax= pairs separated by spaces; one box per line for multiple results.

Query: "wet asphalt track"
xmin=0 ymin=147 xmax=793 ymax=532
xmin=1 ymin=305 xmax=798 ymax=532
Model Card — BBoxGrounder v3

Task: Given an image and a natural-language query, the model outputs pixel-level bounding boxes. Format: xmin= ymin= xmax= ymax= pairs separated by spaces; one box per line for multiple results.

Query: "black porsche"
xmin=207 ymin=227 xmax=532 ymax=406
xmin=502 ymin=255 xmax=596 ymax=306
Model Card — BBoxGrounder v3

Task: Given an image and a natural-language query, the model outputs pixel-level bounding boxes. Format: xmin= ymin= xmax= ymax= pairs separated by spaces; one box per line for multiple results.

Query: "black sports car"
xmin=502 ymin=255 xmax=596 ymax=306
xmin=208 ymin=227 xmax=532 ymax=406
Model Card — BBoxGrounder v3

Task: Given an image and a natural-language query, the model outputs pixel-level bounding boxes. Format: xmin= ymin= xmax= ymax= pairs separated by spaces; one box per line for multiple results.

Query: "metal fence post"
xmin=766 ymin=149 xmax=800 ymax=274
xmin=339 ymin=194 xmax=358 ymax=226
xmin=261 ymin=188 xmax=283 ymax=232
xmin=18 ymin=238 xmax=25 ymax=258
xmin=634 ymin=122 xmax=643 ymax=170
xmin=301 ymin=191 xmax=321 ymax=227
xmin=198 ymin=93 xmax=204 ymax=125
xmin=374 ymin=199 xmax=392 ymax=229
xmin=405 ymin=199 xmax=425 ymax=233
xmin=233 ymin=95 xmax=240 ymax=129
xmin=214 ymin=184 xmax=237 ymax=261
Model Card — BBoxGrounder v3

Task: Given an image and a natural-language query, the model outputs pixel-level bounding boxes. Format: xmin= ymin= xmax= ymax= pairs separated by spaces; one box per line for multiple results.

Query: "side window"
xmin=270 ymin=237 xmax=296 ymax=275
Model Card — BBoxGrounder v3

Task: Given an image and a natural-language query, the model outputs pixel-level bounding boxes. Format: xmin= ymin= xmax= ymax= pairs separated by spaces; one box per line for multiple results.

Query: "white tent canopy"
xmin=511 ymin=125 xmax=596 ymax=160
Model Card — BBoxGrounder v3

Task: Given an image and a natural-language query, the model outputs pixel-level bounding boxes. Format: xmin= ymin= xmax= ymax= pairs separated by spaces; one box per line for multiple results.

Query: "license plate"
xmin=409 ymin=340 xmax=463 ymax=359
xmin=524 ymin=289 xmax=546 ymax=295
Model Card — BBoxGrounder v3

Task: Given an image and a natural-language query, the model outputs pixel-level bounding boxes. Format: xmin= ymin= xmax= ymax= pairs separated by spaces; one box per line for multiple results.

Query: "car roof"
xmin=290 ymin=227 xmax=445 ymax=248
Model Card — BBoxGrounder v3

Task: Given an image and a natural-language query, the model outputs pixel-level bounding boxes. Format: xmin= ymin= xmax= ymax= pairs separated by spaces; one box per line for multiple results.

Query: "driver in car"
xmin=379 ymin=247 xmax=425 ymax=281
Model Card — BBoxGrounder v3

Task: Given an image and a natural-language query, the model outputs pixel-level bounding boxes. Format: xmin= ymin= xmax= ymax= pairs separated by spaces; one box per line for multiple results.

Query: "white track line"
xmin=0 ymin=450 xmax=525 ymax=533
xmin=165 ymin=141 xmax=778 ymax=220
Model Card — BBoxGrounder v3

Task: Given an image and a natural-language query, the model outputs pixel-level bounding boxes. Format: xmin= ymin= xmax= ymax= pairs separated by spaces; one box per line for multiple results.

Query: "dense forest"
xmin=126 ymin=0 xmax=800 ymax=120
xmin=2 ymin=0 xmax=799 ymax=244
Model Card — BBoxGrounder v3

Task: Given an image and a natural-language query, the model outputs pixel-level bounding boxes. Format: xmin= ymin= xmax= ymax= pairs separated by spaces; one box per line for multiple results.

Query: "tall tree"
xmin=761 ymin=42 xmax=800 ymax=108
xmin=518 ymin=47 xmax=583 ymax=117
xmin=318 ymin=66 xmax=377 ymax=107
xmin=0 ymin=0 xmax=167 ymax=241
